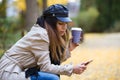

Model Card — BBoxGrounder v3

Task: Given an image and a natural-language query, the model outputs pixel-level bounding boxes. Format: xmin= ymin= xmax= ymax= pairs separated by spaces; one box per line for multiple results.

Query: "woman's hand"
xmin=69 ymin=38 xmax=79 ymax=51
xmin=73 ymin=63 xmax=87 ymax=74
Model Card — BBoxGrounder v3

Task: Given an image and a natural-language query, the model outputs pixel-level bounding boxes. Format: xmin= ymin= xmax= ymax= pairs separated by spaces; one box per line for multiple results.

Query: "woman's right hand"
xmin=73 ymin=63 xmax=87 ymax=74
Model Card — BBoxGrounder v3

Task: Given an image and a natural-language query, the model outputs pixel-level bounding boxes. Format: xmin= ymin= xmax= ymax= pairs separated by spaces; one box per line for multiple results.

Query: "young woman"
xmin=0 ymin=4 xmax=87 ymax=80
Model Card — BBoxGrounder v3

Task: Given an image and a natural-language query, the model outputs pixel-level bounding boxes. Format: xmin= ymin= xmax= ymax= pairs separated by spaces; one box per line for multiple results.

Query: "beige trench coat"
xmin=0 ymin=24 xmax=73 ymax=80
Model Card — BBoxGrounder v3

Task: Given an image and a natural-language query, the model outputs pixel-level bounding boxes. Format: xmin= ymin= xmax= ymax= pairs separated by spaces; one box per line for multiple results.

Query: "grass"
xmin=61 ymin=33 xmax=120 ymax=80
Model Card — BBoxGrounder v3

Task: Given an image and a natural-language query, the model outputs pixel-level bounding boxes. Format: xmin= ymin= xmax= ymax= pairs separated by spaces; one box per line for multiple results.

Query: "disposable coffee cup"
xmin=71 ymin=27 xmax=83 ymax=44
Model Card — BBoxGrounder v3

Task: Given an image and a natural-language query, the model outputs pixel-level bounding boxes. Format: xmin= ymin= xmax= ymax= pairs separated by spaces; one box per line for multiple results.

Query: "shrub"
xmin=0 ymin=17 xmax=21 ymax=50
xmin=73 ymin=7 xmax=99 ymax=32
xmin=105 ymin=20 xmax=120 ymax=32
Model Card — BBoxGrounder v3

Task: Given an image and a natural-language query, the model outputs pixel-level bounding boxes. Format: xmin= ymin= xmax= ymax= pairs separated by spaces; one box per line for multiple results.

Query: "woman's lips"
xmin=61 ymin=31 xmax=65 ymax=33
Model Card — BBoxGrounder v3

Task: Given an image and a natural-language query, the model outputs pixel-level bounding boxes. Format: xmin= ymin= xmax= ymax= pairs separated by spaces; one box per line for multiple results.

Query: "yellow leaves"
xmin=13 ymin=0 xmax=68 ymax=11
xmin=37 ymin=0 xmax=43 ymax=8
xmin=14 ymin=0 xmax=26 ymax=11
xmin=47 ymin=0 xmax=68 ymax=6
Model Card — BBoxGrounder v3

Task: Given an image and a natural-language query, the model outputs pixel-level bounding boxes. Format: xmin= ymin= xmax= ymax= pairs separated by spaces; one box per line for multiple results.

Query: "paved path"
xmin=80 ymin=33 xmax=120 ymax=49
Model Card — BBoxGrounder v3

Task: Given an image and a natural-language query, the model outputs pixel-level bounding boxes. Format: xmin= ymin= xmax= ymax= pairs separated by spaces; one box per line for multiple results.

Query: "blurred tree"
xmin=0 ymin=0 xmax=7 ymax=18
xmin=14 ymin=0 xmax=26 ymax=11
xmin=111 ymin=0 xmax=120 ymax=21
xmin=12 ymin=0 xmax=26 ymax=37
xmin=80 ymin=0 xmax=96 ymax=11
xmin=0 ymin=0 xmax=7 ymax=50
xmin=42 ymin=0 xmax=47 ymax=10
xmin=14 ymin=0 xmax=47 ymax=36
xmin=94 ymin=0 xmax=120 ymax=32
xmin=25 ymin=0 xmax=39 ymax=31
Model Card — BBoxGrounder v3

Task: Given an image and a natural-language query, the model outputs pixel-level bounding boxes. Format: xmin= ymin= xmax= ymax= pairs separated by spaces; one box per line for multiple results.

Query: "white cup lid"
xmin=71 ymin=28 xmax=82 ymax=31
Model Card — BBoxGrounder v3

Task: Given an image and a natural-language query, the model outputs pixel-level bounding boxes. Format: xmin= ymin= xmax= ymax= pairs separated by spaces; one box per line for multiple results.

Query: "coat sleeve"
xmin=29 ymin=31 xmax=73 ymax=76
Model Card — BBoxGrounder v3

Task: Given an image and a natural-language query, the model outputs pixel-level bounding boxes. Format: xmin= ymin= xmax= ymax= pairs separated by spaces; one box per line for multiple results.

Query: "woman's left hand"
xmin=69 ymin=38 xmax=79 ymax=51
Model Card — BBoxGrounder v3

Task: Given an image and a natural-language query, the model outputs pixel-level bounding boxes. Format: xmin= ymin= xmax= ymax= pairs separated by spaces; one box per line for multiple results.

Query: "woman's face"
xmin=56 ymin=21 xmax=68 ymax=36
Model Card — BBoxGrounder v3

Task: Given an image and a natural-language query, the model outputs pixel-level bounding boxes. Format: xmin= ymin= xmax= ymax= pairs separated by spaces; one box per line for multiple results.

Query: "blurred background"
xmin=0 ymin=0 xmax=120 ymax=80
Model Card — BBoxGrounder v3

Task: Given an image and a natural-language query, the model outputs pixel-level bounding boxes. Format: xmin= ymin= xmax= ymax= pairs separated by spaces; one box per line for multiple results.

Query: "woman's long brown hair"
xmin=45 ymin=21 xmax=70 ymax=62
